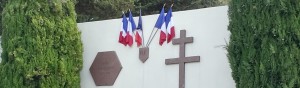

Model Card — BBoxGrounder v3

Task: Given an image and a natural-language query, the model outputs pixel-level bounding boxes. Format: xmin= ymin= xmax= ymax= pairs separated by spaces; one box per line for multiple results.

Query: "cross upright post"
xmin=165 ymin=30 xmax=200 ymax=88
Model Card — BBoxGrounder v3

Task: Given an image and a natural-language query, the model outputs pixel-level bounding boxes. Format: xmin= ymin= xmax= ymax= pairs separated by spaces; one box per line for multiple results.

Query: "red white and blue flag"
xmin=154 ymin=7 xmax=167 ymax=46
xmin=165 ymin=7 xmax=175 ymax=43
xmin=126 ymin=10 xmax=136 ymax=47
xmin=119 ymin=13 xmax=128 ymax=46
xmin=135 ymin=9 xmax=143 ymax=47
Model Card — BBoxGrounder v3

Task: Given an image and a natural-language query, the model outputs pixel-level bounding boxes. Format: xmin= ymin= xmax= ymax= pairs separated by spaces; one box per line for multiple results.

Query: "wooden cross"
xmin=165 ymin=30 xmax=200 ymax=88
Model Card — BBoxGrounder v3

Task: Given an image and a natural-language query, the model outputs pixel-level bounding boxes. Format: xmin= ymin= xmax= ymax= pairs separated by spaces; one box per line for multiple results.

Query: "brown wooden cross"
xmin=165 ymin=30 xmax=200 ymax=88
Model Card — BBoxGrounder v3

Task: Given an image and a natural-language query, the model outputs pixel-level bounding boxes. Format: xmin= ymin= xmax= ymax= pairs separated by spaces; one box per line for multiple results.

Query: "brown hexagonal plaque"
xmin=89 ymin=51 xmax=122 ymax=86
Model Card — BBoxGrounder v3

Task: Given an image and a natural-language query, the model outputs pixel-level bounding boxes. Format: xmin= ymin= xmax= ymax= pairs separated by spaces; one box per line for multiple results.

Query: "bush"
xmin=0 ymin=0 xmax=83 ymax=87
xmin=0 ymin=0 xmax=7 ymax=35
xmin=228 ymin=0 xmax=300 ymax=88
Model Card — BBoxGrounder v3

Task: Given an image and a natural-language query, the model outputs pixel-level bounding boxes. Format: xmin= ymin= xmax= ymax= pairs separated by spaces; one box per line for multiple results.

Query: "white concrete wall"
xmin=78 ymin=6 xmax=235 ymax=88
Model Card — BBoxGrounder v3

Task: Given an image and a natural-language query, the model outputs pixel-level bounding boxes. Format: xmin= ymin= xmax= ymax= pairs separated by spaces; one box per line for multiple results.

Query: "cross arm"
xmin=172 ymin=37 xmax=193 ymax=45
xmin=165 ymin=58 xmax=180 ymax=65
xmin=165 ymin=56 xmax=200 ymax=65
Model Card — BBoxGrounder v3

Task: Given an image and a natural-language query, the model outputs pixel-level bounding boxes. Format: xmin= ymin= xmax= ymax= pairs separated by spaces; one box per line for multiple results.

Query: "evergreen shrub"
xmin=0 ymin=0 xmax=83 ymax=87
xmin=228 ymin=0 xmax=300 ymax=88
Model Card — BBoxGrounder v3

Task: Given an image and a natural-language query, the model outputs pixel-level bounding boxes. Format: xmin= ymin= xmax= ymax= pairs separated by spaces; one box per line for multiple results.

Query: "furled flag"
xmin=119 ymin=13 xmax=128 ymax=46
xmin=165 ymin=7 xmax=175 ymax=43
xmin=154 ymin=7 xmax=167 ymax=46
xmin=135 ymin=9 xmax=143 ymax=47
xmin=126 ymin=10 xmax=136 ymax=47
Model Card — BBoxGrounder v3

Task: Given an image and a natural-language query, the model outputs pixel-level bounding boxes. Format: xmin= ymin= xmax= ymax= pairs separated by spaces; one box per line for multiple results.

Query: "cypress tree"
xmin=0 ymin=0 xmax=82 ymax=87
xmin=228 ymin=0 xmax=300 ymax=88
xmin=0 ymin=0 xmax=7 ymax=35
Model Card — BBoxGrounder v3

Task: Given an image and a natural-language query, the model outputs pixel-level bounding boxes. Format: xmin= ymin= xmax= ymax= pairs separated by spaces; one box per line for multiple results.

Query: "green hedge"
xmin=0 ymin=0 xmax=7 ymax=35
xmin=228 ymin=0 xmax=300 ymax=88
xmin=0 ymin=0 xmax=82 ymax=87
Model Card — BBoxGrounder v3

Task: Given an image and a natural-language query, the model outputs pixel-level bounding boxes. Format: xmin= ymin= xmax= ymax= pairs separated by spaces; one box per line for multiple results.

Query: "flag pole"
xmin=139 ymin=4 xmax=145 ymax=47
xmin=129 ymin=9 xmax=137 ymax=39
xmin=146 ymin=29 xmax=159 ymax=47
xmin=146 ymin=27 xmax=155 ymax=47
xmin=146 ymin=3 xmax=166 ymax=47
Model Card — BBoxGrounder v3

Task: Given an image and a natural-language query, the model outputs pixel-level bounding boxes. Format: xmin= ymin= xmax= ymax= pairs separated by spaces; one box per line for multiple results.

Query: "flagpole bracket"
xmin=139 ymin=47 xmax=149 ymax=63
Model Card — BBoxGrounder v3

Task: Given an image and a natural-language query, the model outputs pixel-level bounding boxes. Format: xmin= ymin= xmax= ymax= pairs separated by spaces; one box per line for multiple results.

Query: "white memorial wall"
xmin=78 ymin=6 xmax=235 ymax=88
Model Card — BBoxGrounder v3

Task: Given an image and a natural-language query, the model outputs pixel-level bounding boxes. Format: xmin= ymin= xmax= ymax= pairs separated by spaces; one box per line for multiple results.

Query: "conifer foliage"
xmin=0 ymin=0 xmax=83 ymax=87
xmin=228 ymin=0 xmax=300 ymax=88
xmin=0 ymin=0 xmax=7 ymax=35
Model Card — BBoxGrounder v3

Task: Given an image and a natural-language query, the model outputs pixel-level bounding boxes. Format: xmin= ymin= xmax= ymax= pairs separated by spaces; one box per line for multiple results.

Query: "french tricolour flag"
xmin=119 ymin=13 xmax=128 ymax=46
xmin=155 ymin=7 xmax=167 ymax=46
xmin=135 ymin=9 xmax=143 ymax=47
xmin=126 ymin=10 xmax=136 ymax=47
xmin=165 ymin=7 xmax=175 ymax=43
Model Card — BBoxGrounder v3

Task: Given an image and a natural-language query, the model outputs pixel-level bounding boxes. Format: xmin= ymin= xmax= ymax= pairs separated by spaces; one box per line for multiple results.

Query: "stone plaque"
xmin=89 ymin=51 xmax=122 ymax=86
xmin=139 ymin=47 xmax=149 ymax=63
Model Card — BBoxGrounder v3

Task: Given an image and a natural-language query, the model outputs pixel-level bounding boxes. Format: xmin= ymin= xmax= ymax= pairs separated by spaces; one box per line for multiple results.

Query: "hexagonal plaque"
xmin=89 ymin=51 xmax=122 ymax=86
